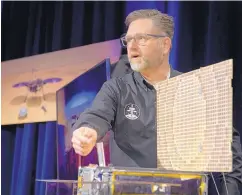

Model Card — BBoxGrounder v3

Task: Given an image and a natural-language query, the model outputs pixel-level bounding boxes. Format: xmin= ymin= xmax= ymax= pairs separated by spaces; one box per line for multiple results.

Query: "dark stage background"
xmin=2 ymin=1 xmax=242 ymax=195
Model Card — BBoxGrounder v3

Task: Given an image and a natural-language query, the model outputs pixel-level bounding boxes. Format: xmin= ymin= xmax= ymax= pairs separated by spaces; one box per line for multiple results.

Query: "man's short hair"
xmin=125 ymin=9 xmax=174 ymax=40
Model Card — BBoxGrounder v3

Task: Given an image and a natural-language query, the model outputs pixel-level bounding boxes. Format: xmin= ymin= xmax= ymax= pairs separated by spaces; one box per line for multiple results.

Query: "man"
xmin=72 ymin=9 xmax=242 ymax=194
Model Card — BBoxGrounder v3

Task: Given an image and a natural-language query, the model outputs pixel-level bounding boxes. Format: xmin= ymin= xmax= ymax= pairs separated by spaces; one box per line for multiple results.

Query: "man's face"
xmin=125 ymin=19 xmax=170 ymax=73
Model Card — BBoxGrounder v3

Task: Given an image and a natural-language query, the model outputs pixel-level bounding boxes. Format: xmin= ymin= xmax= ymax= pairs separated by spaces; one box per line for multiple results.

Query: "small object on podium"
xmin=96 ymin=142 xmax=106 ymax=167
xmin=76 ymin=142 xmax=207 ymax=194
xmin=77 ymin=166 xmax=208 ymax=195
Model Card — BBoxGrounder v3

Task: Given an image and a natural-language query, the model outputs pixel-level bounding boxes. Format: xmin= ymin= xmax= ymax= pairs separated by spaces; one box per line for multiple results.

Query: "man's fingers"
xmin=71 ymin=136 xmax=79 ymax=145
xmin=74 ymin=147 xmax=85 ymax=156
xmin=72 ymin=143 xmax=87 ymax=151
xmin=72 ymin=143 xmax=86 ymax=151
xmin=82 ymin=128 xmax=93 ymax=139
xmin=72 ymin=135 xmax=90 ymax=145
xmin=73 ymin=144 xmax=90 ymax=156
xmin=79 ymin=136 xmax=91 ymax=145
xmin=72 ymin=127 xmax=97 ymax=157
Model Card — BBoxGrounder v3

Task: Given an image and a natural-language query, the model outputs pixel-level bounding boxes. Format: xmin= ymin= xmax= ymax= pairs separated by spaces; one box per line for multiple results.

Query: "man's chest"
xmin=114 ymin=85 xmax=157 ymax=143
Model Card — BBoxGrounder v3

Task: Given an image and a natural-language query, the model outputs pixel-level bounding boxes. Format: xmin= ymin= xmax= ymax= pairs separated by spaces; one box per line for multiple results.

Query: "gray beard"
xmin=130 ymin=60 xmax=149 ymax=72
xmin=130 ymin=63 xmax=142 ymax=72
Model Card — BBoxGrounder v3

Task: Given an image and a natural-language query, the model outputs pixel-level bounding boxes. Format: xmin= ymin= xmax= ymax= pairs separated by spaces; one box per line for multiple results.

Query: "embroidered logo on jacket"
xmin=124 ymin=103 xmax=140 ymax=120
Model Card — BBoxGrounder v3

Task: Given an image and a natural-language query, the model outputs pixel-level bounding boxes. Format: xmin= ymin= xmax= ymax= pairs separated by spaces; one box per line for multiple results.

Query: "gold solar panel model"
xmin=154 ymin=59 xmax=233 ymax=173
xmin=154 ymin=59 xmax=233 ymax=194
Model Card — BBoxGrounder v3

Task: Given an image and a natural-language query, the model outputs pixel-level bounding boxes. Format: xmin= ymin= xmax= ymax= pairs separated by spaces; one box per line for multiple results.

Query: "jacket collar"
xmin=133 ymin=66 xmax=181 ymax=91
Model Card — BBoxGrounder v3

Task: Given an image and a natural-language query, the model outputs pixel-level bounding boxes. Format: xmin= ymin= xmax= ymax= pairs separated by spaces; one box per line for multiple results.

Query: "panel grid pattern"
xmin=155 ymin=59 xmax=233 ymax=172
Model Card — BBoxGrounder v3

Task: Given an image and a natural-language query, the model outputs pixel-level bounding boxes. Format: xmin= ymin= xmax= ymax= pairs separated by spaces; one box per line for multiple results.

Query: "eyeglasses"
xmin=120 ymin=33 xmax=167 ymax=47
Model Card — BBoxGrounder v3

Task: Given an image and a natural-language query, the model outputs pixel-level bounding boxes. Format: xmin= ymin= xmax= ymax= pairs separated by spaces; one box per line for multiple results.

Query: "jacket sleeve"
xmin=219 ymin=127 xmax=242 ymax=195
xmin=73 ymin=80 xmax=118 ymax=141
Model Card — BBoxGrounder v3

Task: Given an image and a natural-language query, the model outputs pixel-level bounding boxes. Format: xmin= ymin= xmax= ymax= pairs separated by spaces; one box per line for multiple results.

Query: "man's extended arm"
xmin=220 ymin=127 xmax=242 ymax=195
xmin=73 ymin=80 xmax=118 ymax=141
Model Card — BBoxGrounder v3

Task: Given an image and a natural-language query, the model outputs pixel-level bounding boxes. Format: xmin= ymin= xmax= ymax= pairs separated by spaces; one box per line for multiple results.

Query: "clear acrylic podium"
xmin=35 ymin=179 xmax=78 ymax=195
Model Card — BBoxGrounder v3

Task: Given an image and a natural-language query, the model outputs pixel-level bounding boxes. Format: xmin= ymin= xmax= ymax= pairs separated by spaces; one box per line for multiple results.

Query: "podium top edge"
xmin=35 ymin=179 xmax=78 ymax=183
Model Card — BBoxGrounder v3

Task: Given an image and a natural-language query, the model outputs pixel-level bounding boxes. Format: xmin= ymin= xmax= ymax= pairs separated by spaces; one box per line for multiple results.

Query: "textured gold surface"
xmin=155 ymin=59 xmax=233 ymax=172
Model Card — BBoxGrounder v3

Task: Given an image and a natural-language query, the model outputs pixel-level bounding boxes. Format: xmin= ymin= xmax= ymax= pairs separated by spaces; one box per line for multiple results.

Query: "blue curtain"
xmin=2 ymin=122 xmax=57 ymax=195
xmin=2 ymin=1 xmax=242 ymax=195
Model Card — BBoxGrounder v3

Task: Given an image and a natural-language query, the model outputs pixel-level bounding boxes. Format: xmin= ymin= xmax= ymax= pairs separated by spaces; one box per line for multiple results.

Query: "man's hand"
xmin=71 ymin=127 xmax=98 ymax=156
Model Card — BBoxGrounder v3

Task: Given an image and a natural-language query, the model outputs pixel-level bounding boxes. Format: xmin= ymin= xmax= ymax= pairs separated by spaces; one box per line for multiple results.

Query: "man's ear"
xmin=163 ymin=37 xmax=172 ymax=54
